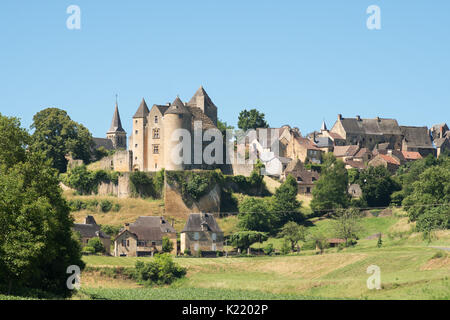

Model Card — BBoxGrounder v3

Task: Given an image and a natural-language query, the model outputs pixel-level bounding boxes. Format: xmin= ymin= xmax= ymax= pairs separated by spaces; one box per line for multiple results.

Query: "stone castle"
xmin=96 ymin=86 xmax=221 ymax=172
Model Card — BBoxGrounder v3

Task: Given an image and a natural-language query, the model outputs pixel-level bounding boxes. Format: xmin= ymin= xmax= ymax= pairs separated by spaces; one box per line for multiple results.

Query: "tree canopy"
xmin=237 ymin=109 xmax=269 ymax=131
xmin=0 ymin=113 xmax=84 ymax=296
xmin=356 ymin=166 xmax=401 ymax=207
xmin=310 ymin=153 xmax=349 ymax=213
xmin=30 ymin=108 xmax=94 ymax=172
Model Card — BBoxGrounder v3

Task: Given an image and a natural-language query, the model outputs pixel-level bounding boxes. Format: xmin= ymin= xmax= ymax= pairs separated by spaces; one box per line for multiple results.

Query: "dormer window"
xmin=154 ymin=116 xmax=158 ymax=123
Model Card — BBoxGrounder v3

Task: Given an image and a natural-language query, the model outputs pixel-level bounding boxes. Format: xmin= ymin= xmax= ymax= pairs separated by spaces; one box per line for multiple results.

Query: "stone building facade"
xmin=180 ymin=213 xmax=224 ymax=254
xmin=114 ymin=216 xmax=177 ymax=257
xmin=129 ymin=86 xmax=220 ymax=172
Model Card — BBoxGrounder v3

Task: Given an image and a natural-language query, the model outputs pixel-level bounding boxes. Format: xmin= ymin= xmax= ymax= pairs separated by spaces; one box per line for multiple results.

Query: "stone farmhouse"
xmin=72 ymin=216 xmax=111 ymax=255
xmin=114 ymin=216 xmax=177 ymax=257
xmin=181 ymin=213 xmax=224 ymax=255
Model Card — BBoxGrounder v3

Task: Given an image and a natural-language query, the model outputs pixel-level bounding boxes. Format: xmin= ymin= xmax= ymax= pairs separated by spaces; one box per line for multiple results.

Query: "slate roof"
xmin=284 ymin=158 xmax=304 ymax=173
xmin=333 ymin=145 xmax=360 ymax=157
xmin=295 ymin=137 xmax=321 ymax=151
xmin=181 ymin=213 xmax=223 ymax=233
xmin=154 ymin=104 xmax=169 ymax=115
xmin=345 ymin=159 xmax=367 ymax=170
xmin=434 ymin=137 xmax=449 ymax=148
xmin=295 ymin=170 xmax=319 ymax=185
xmin=93 ymin=137 xmax=114 ymax=150
xmin=321 ymin=121 xmax=327 ymax=131
xmin=354 ymin=148 xmax=372 ymax=159
xmin=188 ymin=86 xmax=217 ymax=110
xmin=314 ymin=136 xmax=333 ymax=148
xmin=108 ymin=103 xmax=125 ymax=133
xmin=133 ymin=98 xmax=150 ymax=118
xmin=400 ymin=126 xmax=433 ymax=148
xmin=188 ymin=106 xmax=217 ymax=130
xmin=165 ymin=97 xmax=191 ymax=115
xmin=338 ymin=117 xmax=402 ymax=135
xmin=126 ymin=216 xmax=176 ymax=241
xmin=73 ymin=216 xmax=109 ymax=239
xmin=328 ymin=132 xmax=344 ymax=140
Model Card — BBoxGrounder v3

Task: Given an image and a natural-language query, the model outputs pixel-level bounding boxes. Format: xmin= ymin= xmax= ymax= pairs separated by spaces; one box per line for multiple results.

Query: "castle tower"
xmin=130 ymin=98 xmax=149 ymax=171
xmin=106 ymin=101 xmax=127 ymax=149
xmin=188 ymin=86 xmax=217 ymax=126
xmin=163 ymin=96 xmax=192 ymax=171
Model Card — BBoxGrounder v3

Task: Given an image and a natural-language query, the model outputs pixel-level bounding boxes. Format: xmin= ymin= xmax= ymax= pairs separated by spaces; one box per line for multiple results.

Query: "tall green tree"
xmin=0 ymin=113 xmax=84 ymax=296
xmin=278 ymin=222 xmax=307 ymax=251
xmin=272 ymin=175 xmax=303 ymax=229
xmin=30 ymin=108 xmax=94 ymax=172
xmin=331 ymin=208 xmax=363 ymax=246
xmin=231 ymin=231 xmax=268 ymax=252
xmin=403 ymin=164 xmax=450 ymax=222
xmin=310 ymin=153 xmax=349 ymax=213
xmin=238 ymin=196 xmax=274 ymax=233
xmin=237 ymin=109 xmax=269 ymax=131
xmin=356 ymin=166 xmax=401 ymax=207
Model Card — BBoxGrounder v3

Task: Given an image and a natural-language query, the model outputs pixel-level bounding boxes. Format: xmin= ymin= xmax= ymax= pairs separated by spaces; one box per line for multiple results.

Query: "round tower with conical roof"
xmin=163 ymin=96 xmax=192 ymax=170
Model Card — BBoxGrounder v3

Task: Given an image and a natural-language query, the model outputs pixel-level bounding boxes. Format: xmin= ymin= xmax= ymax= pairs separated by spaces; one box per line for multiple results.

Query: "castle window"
xmin=194 ymin=232 xmax=199 ymax=240
xmin=154 ymin=116 xmax=158 ymax=123
xmin=212 ymin=233 xmax=217 ymax=241
xmin=135 ymin=130 xmax=138 ymax=134
xmin=135 ymin=144 xmax=138 ymax=148
xmin=153 ymin=128 xmax=160 ymax=139
xmin=155 ymin=163 xmax=158 ymax=169
xmin=153 ymin=144 xmax=159 ymax=154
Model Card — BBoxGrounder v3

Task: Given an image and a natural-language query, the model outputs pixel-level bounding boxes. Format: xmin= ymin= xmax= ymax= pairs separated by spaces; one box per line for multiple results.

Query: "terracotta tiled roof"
xmin=378 ymin=154 xmax=400 ymax=165
xmin=401 ymin=151 xmax=422 ymax=160
xmin=345 ymin=159 xmax=367 ymax=170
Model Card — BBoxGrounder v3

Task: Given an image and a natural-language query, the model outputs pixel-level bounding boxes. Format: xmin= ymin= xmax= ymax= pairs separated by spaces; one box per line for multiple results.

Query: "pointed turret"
xmin=165 ymin=96 xmax=191 ymax=115
xmin=106 ymin=99 xmax=127 ymax=149
xmin=320 ymin=120 xmax=328 ymax=132
xmin=188 ymin=85 xmax=217 ymax=125
xmin=108 ymin=102 xmax=125 ymax=133
xmin=133 ymin=98 xmax=150 ymax=118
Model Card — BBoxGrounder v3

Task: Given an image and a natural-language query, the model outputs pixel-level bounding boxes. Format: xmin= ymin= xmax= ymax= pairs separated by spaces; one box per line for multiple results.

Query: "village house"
xmin=333 ymin=145 xmax=360 ymax=162
xmin=114 ymin=216 xmax=177 ymax=257
xmin=368 ymin=153 xmax=401 ymax=173
xmin=282 ymin=158 xmax=319 ymax=194
xmin=181 ymin=213 xmax=224 ymax=255
xmin=73 ymin=216 xmax=111 ymax=255
xmin=400 ymin=126 xmax=435 ymax=157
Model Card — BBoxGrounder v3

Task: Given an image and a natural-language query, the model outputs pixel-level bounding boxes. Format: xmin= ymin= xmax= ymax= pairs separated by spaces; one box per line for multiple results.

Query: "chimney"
xmin=356 ymin=115 xmax=361 ymax=121
xmin=376 ymin=116 xmax=380 ymax=122
xmin=171 ymin=219 xmax=174 ymax=227
xmin=160 ymin=216 xmax=164 ymax=224
xmin=124 ymin=223 xmax=129 ymax=231
xmin=440 ymin=126 xmax=444 ymax=138
xmin=166 ymin=102 xmax=171 ymax=106
xmin=338 ymin=114 xmax=343 ymax=120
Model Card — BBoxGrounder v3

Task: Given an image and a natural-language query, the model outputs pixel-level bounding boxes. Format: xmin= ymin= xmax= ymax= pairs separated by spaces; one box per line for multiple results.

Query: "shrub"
xmin=112 ymin=203 xmax=121 ymax=212
xmin=162 ymin=236 xmax=174 ymax=253
xmin=280 ymin=239 xmax=291 ymax=255
xmin=82 ymin=246 xmax=95 ymax=254
xmin=67 ymin=199 xmax=86 ymax=211
xmin=134 ymin=254 xmax=187 ymax=286
xmin=87 ymin=238 xmax=105 ymax=253
xmin=183 ymin=249 xmax=191 ymax=256
xmin=99 ymin=199 xmax=113 ymax=213
xmin=431 ymin=251 xmax=446 ymax=260
xmin=100 ymin=225 xmax=121 ymax=238
xmin=263 ymin=243 xmax=274 ymax=256
xmin=86 ymin=199 xmax=99 ymax=211
xmin=129 ymin=171 xmax=156 ymax=198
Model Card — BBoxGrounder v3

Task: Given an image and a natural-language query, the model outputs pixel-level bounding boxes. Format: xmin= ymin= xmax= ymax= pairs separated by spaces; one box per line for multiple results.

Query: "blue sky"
xmin=0 ymin=1 xmax=449 ymax=138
